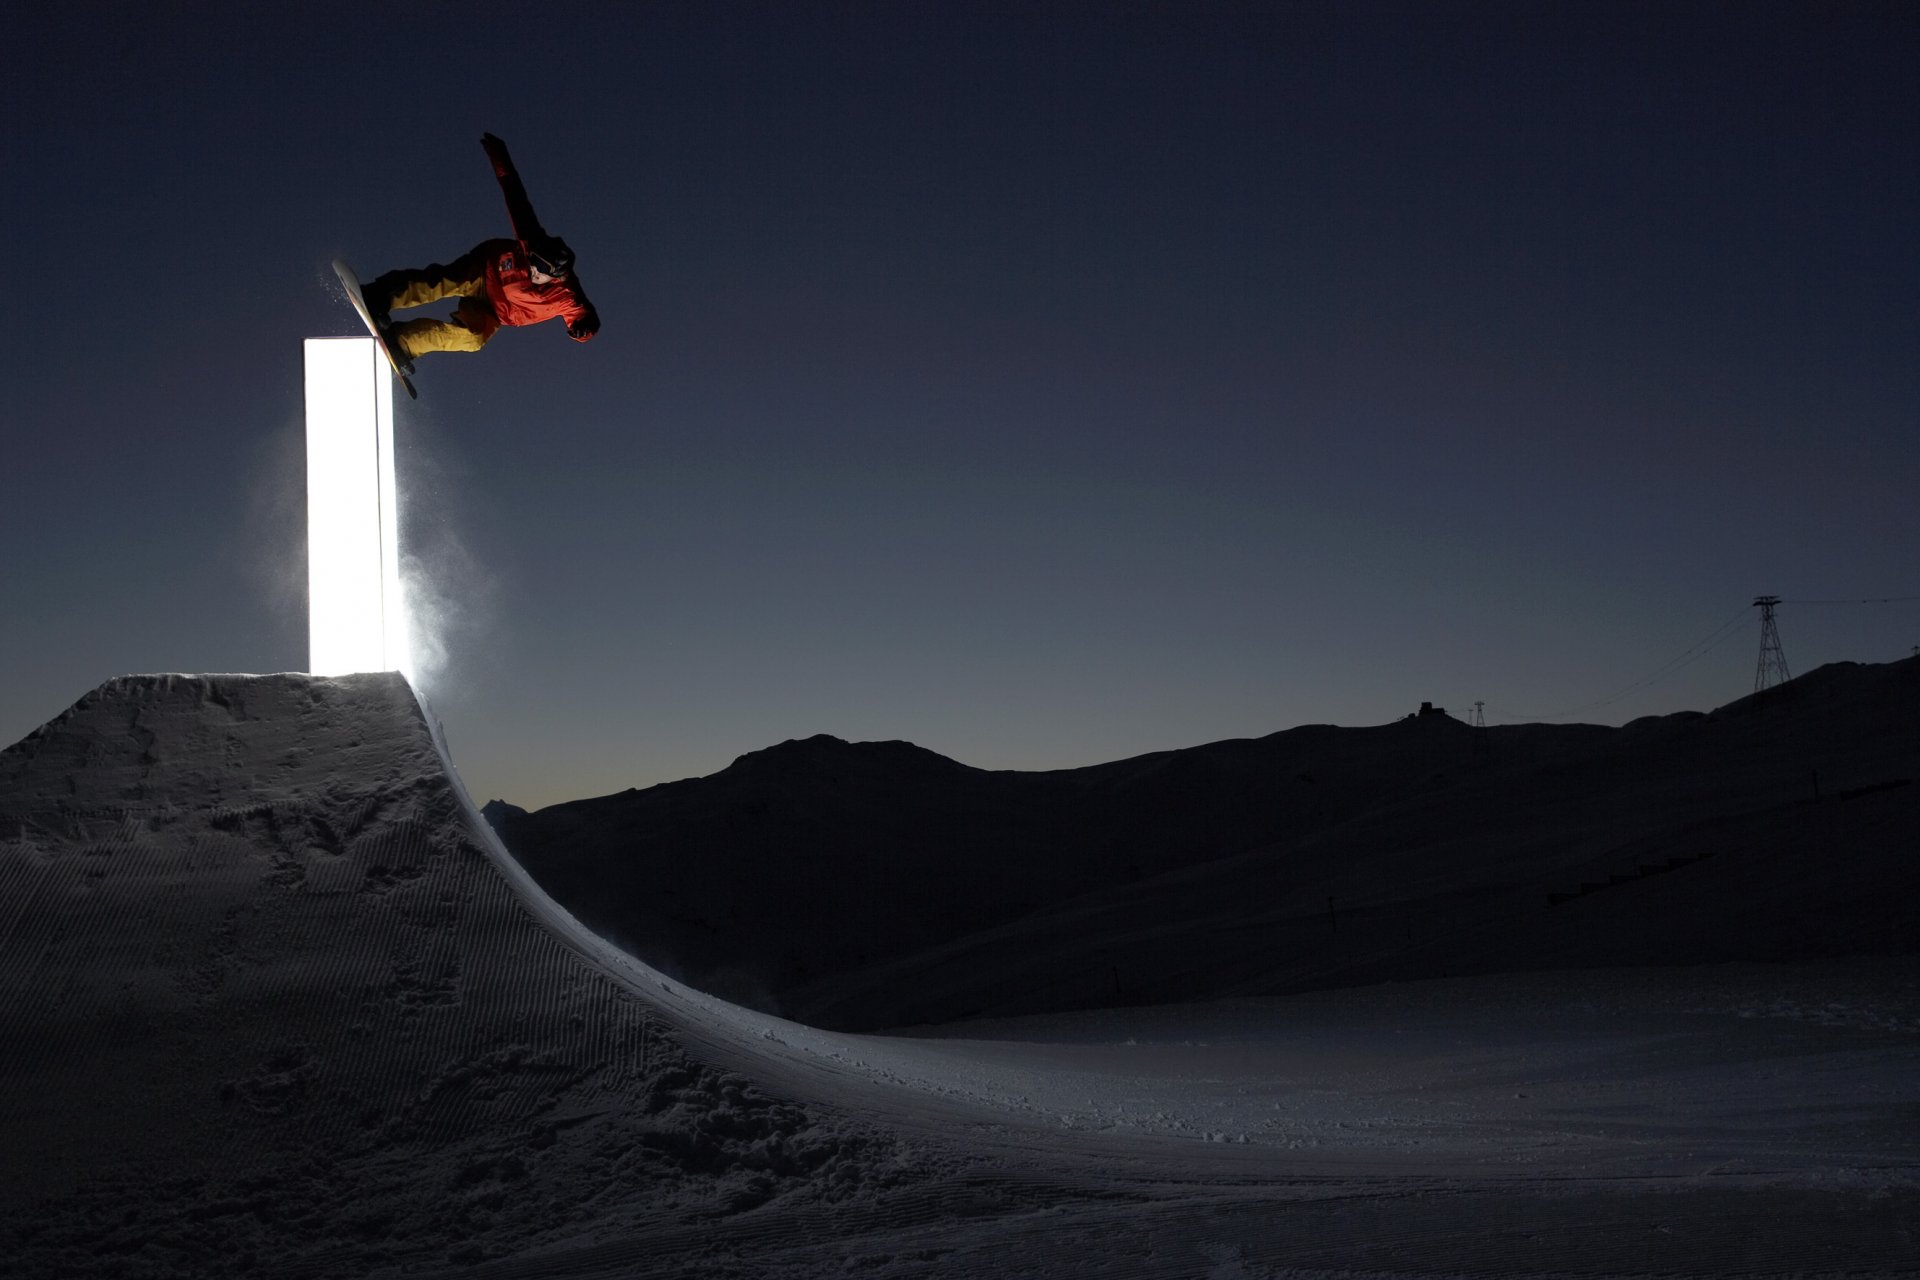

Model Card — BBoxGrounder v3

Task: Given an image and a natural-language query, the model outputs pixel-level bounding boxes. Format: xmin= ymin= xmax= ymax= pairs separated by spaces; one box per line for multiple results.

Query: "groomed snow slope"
xmin=2 ymin=673 xmax=1917 ymax=1278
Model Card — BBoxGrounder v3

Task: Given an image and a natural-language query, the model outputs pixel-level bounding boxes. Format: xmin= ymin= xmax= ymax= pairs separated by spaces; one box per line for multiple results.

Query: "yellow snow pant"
xmin=368 ymin=248 xmax=501 ymax=360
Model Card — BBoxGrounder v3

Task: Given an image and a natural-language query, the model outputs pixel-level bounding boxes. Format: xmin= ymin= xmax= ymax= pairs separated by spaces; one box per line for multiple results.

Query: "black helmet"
xmin=530 ymin=237 xmax=575 ymax=278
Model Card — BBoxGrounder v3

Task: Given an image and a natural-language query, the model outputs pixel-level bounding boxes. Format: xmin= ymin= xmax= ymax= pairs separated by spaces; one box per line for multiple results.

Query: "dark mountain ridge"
xmin=488 ymin=713 xmax=1508 ymax=998
xmin=486 ymin=659 xmax=1919 ymax=1028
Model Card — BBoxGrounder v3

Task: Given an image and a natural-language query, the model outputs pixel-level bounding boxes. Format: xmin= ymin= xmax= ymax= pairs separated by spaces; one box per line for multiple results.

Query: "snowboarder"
xmin=361 ymin=133 xmax=600 ymax=370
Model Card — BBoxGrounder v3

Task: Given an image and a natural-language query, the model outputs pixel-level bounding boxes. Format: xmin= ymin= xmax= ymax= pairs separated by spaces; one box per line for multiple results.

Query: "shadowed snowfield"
xmin=2 ymin=672 xmax=1916 ymax=1277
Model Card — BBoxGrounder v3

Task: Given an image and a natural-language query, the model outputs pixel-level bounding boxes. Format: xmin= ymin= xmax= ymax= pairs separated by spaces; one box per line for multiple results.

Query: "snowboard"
xmin=332 ymin=259 xmax=418 ymax=399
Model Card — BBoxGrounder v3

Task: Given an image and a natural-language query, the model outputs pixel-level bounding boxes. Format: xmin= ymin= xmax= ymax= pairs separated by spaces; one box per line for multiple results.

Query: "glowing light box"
xmin=304 ymin=338 xmax=407 ymax=676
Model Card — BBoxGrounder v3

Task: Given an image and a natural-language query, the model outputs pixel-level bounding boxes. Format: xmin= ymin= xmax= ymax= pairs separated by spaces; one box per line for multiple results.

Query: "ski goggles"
xmin=530 ymin=243 xmax=574 ymax=278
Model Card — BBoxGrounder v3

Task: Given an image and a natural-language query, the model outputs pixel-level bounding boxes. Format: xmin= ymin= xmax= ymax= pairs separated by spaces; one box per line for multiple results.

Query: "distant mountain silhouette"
xmin=487 ymin=717 xmax=1504 ymax=1008
xmin=485 ymin=656 xmax=1920 ymax=1030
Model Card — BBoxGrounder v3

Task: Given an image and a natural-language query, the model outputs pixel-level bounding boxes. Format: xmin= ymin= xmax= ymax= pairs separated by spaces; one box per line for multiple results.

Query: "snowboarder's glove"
xmin=568 ymin=310 xmax=600 ymax=341
xmin=481 ymin=132 xmax=512 ymax=178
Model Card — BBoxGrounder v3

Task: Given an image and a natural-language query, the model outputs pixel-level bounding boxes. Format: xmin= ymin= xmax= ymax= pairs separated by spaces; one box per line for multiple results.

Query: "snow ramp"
xmin=4 ymin=673 xmax=1917 ymax=1278
xmin=0 ymin=674 xmax=975 ymax=1276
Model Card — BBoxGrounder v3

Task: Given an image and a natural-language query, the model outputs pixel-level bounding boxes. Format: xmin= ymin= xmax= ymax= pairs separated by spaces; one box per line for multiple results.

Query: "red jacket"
xmin=477 ymin=135 xmax=599 ymax=341
xmin=479 ymin=238 xmax=594 ymax=333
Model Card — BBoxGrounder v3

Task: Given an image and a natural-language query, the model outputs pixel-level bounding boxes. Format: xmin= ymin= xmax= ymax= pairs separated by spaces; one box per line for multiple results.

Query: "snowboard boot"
xmin=381 ymin=324 xmax=416 ymax=375
xmin=360 ymin=277 xmax=393 ymax=330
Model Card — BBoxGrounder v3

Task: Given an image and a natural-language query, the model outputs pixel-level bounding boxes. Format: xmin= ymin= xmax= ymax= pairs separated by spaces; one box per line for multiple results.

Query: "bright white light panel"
xmin=304 ymin=338 xmax=406 ymax=676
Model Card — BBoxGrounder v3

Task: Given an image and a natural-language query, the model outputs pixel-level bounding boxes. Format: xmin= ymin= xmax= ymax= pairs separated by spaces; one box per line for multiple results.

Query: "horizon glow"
xmin=304 ymin=338 xmax=408 ymax=678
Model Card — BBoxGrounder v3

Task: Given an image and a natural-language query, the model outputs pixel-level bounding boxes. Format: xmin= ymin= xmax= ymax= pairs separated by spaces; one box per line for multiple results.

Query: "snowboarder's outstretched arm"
xmin=480 ymin=132 xmax=599 ymax=343
xmin=481 ymin=132 xmax=547 ymax=245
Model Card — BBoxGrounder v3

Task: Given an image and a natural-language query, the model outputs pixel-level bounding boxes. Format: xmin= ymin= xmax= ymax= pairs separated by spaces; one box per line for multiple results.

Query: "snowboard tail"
xmin=331 ymin=259 xmax=418 ymax=400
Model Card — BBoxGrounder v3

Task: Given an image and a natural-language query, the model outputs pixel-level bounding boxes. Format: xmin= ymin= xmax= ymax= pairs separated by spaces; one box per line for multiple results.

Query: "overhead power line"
xmin=1490 ymin=604 xmax=1752 ymax=723
xmin=1486 ymin=589 xmax=1919 ymax=724
xmin=1782 ymin=594 xmax=1920 ymax=605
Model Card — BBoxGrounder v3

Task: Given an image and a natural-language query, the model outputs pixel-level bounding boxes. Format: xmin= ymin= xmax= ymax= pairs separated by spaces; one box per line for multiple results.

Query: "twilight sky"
xmin=4 ymin=1 xmax=1916 ymax=809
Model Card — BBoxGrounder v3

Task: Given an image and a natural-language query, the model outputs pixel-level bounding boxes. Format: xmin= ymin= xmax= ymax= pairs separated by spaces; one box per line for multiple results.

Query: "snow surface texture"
xmin=2 ymin=672 xmax=1917 ymax=1277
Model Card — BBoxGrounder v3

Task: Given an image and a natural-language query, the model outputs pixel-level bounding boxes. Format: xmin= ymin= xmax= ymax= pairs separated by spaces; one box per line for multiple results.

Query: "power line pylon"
xmin=1752 ymin=595 xmax=1790 ymax=693
xmin=1470 ymin=700 xmax=1489 ymax=758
